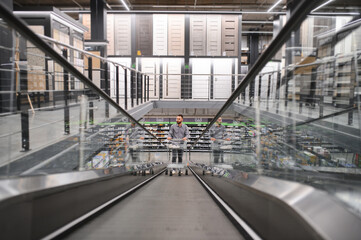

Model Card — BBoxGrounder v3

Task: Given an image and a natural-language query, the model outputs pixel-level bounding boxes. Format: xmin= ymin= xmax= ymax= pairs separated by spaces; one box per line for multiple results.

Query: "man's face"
xmin=176 ymin=116 xmax=183 ymax=124
xmin=216 ymin=117 xmax=222 ymax=125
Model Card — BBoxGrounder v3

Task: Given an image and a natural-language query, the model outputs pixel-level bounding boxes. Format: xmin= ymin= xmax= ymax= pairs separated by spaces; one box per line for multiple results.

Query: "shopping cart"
xmin=203 ymin=139 xmax=233 ymax=176
xmin=165 ymin=139 xmax=188 ymax=176
xmin=126 ymin=139 xmax=154 ymax=176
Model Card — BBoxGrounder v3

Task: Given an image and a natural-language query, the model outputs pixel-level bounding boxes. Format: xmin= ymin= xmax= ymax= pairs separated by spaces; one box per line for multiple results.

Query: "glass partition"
xmin=194 ymin=4 xmax=361 ymax=218
xmin=0 ymin=17 xmax=159 ymax=178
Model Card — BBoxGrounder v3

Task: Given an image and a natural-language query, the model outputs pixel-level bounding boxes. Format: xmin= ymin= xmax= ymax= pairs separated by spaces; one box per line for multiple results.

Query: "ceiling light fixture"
xmin=267 ymin=0 xmax=282 ymax=13
xmin=120 ymin=0 xmax=130 ymax=11
xmin=311 ymin=0 xmax=334 ymax=13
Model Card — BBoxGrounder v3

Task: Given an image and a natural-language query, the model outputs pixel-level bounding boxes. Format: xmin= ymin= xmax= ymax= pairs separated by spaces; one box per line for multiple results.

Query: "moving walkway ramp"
xmin=61 ymin=172 xmax=243 ymax=240
xmin=1 ymin=1 xmax=361 ymax=240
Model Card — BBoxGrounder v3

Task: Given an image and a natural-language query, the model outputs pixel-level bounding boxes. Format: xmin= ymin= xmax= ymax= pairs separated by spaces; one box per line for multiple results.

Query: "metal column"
xmin=104 ymin=62 xmax=109 ymax=118
xmin=88 ymin=57 xmax=94 ymax=125
xmin=116 ymin=66 xmax=120 ymax=105
xmin=139 ymin=74 xmax=143 ymax=103
xmin=63 ymin=49 xmax=70 ymax=135
xmin=147 ymin=75 xmax=150 ymax=101
xmin=124 ymin=68 xmax=128 ymax=110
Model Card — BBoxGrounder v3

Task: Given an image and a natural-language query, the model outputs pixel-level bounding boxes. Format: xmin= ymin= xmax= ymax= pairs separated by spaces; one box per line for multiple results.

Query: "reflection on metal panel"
xmin=207 ymin=15 xmax=222 ymax=56
xmin=222 ymin=15 xmax=238 ymax=56
xmin=114 ymin=14 xmax=131 ymax=55
xmin=107 ymin=14 xmax=115 ymax=55
xmin=153 ymin=14 xmax=168 ymax=56
xmin=136 ymin=15 xmax=153 ymax=56
xmin=168 ymin=14 xmax=185 ymax=56
xmin=190 ymin=15 xmax=207 ymax=56
xmin=192 ymin=58 xmax=211 ymax=99
xmin=139 ymin=58 xmax=160 ymax=99
xmin=213 ymin=59 xmax=233 ymax=99
xmin=163 ymin=58 xmax=182 ymax=99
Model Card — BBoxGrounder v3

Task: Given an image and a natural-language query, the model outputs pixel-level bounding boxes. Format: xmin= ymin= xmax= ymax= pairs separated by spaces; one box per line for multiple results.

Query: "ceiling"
xmin=12 ymin=0 xmax=361 ymax=11
xmin=11 ymin=0 xmax=361 ymax=32
xmin=13 ymin=0 xmax=287 ymax=11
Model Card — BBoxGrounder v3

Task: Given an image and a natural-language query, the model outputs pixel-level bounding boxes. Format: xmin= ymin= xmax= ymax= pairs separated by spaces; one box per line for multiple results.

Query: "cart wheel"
xmin=185 ymin=169 xmax=188 ymax=175
xmin=178 ymin=171 xmax=181 ymax=176
xmin=170 ymin=171 xmax=173 ymax=176
xmin=165 ymin=169 xmax=168 ymax=175
xmin=202 ymin=170 xmax=205 ymax=175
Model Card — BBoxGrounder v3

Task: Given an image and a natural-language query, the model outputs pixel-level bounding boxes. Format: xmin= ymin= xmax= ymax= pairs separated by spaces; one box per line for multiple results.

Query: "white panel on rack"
xmin=138 ymin=58 xmax=160 ymax=99
xmin=222 ymin=15 xmax=238 ymax=56
xmin=207 ymin=15 xmax=222 ymax=56
xmin=192 ymin=58 xmax=211 ymax=99
xmin=114 ymin=14 xmax=131 ymax=55
xmin=190 ymin=15 xmax=206 ymax=56
xmin=213 ymin=59 xmax=233 ymax=99
xmin=108 ymin=58 xmax=131 ymax=99
xmin=153 ymin=14 xmax=168 ymax=55
xmin=163 ymin=58 xmax=182 ymax=99
xmin=168 ymin=14 xmax=185 ymax=56
xmin=107 ymin=14 xmax=115 ymax=55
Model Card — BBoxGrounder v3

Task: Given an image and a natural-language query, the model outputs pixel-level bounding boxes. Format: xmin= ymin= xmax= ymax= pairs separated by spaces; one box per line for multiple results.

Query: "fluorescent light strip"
xmin=310 ymin=12 xmax=360 ymax=16
xmin=120 ymin=0 xmax=130 ymax=11
xmin=267 ymin=0 xmax=282 ymax=13
xmin=311 ymin=0 xmax=334 ymax=13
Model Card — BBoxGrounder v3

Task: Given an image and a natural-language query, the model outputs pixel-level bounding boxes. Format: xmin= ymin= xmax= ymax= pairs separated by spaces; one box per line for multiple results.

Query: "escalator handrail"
xmin=0 ymin=2 xmax=162 ymax=145
xmin=192 ymin=0 xmax=322 ymax=147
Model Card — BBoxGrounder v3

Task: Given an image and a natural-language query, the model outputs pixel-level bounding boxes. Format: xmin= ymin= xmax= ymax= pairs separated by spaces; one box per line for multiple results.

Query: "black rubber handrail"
xmin=192 ymin=0 xmax=323 ymax=147
xmin=0 ymin=2 xmax=162 ymax=144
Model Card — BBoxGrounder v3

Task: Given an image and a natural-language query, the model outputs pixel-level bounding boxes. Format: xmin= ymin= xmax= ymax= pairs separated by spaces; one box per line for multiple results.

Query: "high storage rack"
xmin=15 ymin=7 xmax=88 ymax=106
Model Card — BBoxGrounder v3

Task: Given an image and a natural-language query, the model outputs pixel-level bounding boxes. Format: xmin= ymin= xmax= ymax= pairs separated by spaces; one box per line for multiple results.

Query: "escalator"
xmin=1 ymin=1 xmax=361 ymax=240
xmin=60 ymin=171 xmax=245 ymax=240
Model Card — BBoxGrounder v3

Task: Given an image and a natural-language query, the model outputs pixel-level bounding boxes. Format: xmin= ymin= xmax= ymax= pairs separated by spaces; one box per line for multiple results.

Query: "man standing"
xmin=210 ymin=117 xmax=230 ymax=163
xmin=167 ymin=114 xmax=190 ymax=163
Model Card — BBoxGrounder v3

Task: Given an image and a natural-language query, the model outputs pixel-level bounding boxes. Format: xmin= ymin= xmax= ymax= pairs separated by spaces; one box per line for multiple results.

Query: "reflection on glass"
xmin=0 ymin=18 xmax=156 ymax=178
xmin=194 ymin=11 xmax=361 ymax=217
